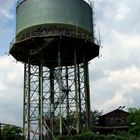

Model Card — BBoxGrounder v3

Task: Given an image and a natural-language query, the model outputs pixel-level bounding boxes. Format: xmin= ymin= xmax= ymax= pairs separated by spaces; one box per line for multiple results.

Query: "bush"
xmin=106 ymin=134 xmax=124 ymax=140
xmin=56 ymin=132 xmax=140 ymax=140
xmin=128 ymin=135 xmax=140 ymax=140
xmin=56 ymin=131 xmax=94 ymax=140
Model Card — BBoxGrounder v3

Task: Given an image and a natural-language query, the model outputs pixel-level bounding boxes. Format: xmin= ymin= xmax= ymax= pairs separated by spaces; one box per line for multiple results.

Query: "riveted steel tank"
xmin=16 ymin=0 xmax=93 ymax=41
xmin=10 ymin=0 xmax=99 ymax=66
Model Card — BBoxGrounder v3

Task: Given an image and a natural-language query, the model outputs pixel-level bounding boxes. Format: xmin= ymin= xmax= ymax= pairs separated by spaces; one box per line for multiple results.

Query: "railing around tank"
xmin=9 ymin=25 xmax=101 ymax=52
xmin=10 ymin=32 xmax=100 ymax=53
xmin=15 ymin=25 xmax=93 ymax=42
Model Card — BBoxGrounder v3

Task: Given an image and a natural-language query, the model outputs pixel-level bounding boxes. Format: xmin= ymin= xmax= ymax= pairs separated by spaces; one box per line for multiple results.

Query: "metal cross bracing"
xmin=23 ymin=65 xmax=89 ymax=139
xmin=23 ymin=46 xmax=91 ymax=140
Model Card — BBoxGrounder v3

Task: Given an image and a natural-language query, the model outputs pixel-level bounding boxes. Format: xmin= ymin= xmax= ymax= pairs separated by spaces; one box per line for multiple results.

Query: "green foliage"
xmin=56 ymin=132 xmax=126 ymax=140
xmin=127 ymin=135 xmax=140 ymax=140
xmin=127 ymin=108 xmax=140 ymax=136
xmin=56 ymin=110 xmax=102 ymax=136
xmin=113 ymin=130 xmax=129 ymax=138
xmin=2 ymin=125 xmax=22 ymax=140
xmin=91 ymin=110 xmax=103 ymax=126
xmin=106 ymin=134 xmax=124 ymax=140
xmin=56 ymin=131 xmax=94 ymax=140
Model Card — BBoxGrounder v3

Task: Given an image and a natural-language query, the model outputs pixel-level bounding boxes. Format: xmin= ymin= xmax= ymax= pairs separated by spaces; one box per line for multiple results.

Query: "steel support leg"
xmin=39 ymin=60 xmax=44 ymax=139
xmin=74 ymin=48 xmax=80 ymax=134
xmin=83 ymin=54 xmax=91 ymax=130
xmin=58 ymin=39 xmax=63 ymax=135
xmin=50 ymin=68 xmax=54 ymax=140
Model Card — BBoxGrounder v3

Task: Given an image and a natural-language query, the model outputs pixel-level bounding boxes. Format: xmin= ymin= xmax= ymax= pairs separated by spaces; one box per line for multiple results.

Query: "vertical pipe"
xmin=74 ymin=47 xmax=80 ymax=134
xmin=66 ymin=66 xmax=69 ymax=118
xmin=39 ymin=60 xmax=43 ymax=139
xmin=27 ymin=53 xmax=31 ymax=140
xmin=83 ymin=51 xmax=91 ymax=131
xmin=58 ymin=38 xmax=62 ymax=135
xmin=23 ymin=63 xmax=26 ymax=139
xmin=77 ymin=64 xmax=82 ymax=132
xmin=50 ymin=68 xmax=54 ymax=139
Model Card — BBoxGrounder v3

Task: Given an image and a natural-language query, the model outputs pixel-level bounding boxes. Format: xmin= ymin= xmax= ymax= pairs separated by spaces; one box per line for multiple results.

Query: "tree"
xmin=54 ymin=110 xmax=102 ymax=136
xmin=91 ymin=110 xmax=102 ymax=126
xmin=2 ymin=125 xmax=23 ymax=140
xmin=127 ymin=108 xmax=140 ymax=136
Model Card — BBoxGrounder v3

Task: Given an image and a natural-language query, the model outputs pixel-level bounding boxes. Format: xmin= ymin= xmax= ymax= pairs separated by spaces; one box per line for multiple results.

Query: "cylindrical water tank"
xmin=16 ymin=0 xmax=93 ymax=41
xmin=10 ymin=0 xmax=99 ymax=66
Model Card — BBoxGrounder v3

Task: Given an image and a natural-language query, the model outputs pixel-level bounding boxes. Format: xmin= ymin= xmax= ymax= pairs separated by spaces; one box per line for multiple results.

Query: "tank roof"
xmin=16 ymin=0 xmax=93 ymax=9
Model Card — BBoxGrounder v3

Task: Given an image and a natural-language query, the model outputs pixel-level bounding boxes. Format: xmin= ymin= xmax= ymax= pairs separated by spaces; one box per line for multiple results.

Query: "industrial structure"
xmin=10 ymin=0 xmax=100 ymax=139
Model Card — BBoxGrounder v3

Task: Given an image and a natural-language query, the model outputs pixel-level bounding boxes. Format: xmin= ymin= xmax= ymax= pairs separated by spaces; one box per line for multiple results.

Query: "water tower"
xmin=10 ymin=0 xmax=99 ymax=139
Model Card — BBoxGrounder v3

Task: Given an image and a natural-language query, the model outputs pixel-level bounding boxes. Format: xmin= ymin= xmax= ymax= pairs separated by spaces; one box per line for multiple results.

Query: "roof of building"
xmin=101 ymin=108 xmax=129 ymax=117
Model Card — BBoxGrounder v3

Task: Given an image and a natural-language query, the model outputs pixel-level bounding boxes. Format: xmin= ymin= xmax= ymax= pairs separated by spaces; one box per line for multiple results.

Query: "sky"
xmin=0 ymin=0 xmax=140 ymax=127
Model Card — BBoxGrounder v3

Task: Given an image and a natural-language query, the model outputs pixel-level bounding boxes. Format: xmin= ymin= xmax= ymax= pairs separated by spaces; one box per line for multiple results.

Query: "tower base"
xmin=23 ymin=44 xmax=91 ymax=139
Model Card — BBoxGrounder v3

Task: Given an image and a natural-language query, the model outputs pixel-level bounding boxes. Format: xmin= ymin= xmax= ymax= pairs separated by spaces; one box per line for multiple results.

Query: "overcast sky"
xmin=0 ymin=0 xmax=140 ymax=127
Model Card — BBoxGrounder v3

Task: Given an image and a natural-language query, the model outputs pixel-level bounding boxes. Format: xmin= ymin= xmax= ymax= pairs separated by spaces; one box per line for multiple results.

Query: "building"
xmin=93 ymin=108 xmax=130 ymax=134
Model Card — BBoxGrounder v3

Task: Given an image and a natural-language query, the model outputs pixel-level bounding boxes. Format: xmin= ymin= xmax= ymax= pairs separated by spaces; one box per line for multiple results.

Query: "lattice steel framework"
xmin=23 ymin=46 xmax=91 ymax=140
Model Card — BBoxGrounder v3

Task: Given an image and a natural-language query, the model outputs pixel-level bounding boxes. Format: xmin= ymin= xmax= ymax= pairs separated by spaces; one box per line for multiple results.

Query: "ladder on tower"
xmin=53 ymin=69 xmax=71 ymax=112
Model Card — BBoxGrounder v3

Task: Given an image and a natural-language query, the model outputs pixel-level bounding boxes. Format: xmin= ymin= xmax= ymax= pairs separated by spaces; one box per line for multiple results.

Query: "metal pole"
xmin=39 ymin=59 xmax=43 ymax=139
xmin=77 ymin=64 xmax=82 ymax=132
xmin=27 ymin=53 xmax=31 ymax=140
xmin=66 ymin=66 xmax=69 ymax=118
xmin=50 ymin=68 xmax=54 ymax=140
xmin=58 ymin=38 xmax=62 ymax=135
xmin=74 ymin=47 xmax=80 ymax=134
xmin=23 ymin=63 xmax=26 ymax=139
xmin=83 ymin=52 xmax=91 ymax=131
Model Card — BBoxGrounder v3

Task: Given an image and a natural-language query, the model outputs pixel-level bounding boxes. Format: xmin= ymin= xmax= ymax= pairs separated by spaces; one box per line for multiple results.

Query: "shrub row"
xmin=56 ymin=132 xmax=124 ymax=140
xmin=56 ymin=132 xmax=140 ymax=140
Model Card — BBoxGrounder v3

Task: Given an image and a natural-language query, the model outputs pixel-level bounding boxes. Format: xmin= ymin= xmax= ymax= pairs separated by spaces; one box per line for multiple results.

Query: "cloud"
xmin=95 ymin=0 xmax=140 ymax=35
xmin=0 ymin=3 xmax=19 ymax=123
xmin=0 ymin=0 xmax=16 ymax=54
xmin=0 ymin=9 xmax=14 ymax=19
xmin=90 ymin=29 xmax=140 ymax=86
xmin=91 ymin=66 xmax=140 ymax=113
xmin=115 ymin=3 xmax=130 ymax=21
xmin=0 ymin=0 xmax=16 ymax=20
xmin=0 ymin=56 xmax=23 ymax=126
xmin=0 ymin=84 xmax=6 ymax=93
xmin=98 ymin=82 xmax=140 ymax=113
